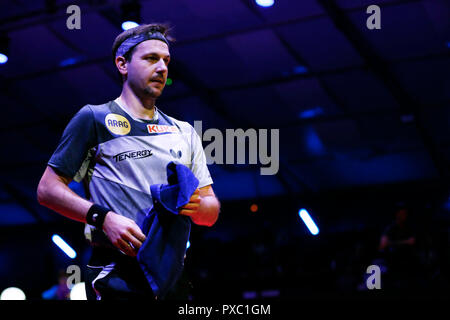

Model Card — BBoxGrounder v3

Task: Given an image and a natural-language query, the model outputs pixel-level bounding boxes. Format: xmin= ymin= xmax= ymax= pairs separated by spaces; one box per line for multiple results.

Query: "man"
xmin=378 ymin=208 xmax=418 ymax=290
xmin=37 ymin=23 xmax=220 ymax=300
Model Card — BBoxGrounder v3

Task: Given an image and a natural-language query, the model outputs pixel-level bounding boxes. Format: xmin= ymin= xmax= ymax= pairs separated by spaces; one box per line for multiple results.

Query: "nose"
xmin=155 ymin=58 xmax=168 ymax=74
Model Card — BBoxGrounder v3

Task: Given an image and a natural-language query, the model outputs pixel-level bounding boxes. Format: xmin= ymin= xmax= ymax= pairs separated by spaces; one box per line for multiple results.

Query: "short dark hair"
xmin=111 ymin=23 xmax=174 ymax=64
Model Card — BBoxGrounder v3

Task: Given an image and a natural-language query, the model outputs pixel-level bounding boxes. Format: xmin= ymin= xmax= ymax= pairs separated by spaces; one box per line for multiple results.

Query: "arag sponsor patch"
xmin=105 ymin=113 xmax=131 ymax=135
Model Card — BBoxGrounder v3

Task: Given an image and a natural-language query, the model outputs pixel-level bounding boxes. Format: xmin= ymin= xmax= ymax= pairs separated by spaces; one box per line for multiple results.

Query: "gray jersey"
xmin=48 ymin=99 xmax=213 ymax=246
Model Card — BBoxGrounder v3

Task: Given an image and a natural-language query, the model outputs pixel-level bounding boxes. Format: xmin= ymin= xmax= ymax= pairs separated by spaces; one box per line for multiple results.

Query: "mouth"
xmin=150 ymin=78 xmax=164 ymax=84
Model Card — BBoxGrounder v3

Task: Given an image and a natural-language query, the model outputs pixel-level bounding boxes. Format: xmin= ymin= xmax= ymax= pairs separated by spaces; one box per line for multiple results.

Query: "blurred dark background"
xmin=0 ymin=0 xmax=449 ymax=300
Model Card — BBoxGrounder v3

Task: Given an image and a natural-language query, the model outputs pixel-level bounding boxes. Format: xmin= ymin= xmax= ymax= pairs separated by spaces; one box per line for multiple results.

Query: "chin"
xmin=144 ymin=87 xmax=164 ymax=98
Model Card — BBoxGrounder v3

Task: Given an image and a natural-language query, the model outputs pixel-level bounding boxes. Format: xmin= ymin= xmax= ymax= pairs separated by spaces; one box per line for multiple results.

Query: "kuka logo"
xmin=105 ymin=113 xmax=131 ymax=135
xmin=147 ymin=124 xmax=179 ymax=134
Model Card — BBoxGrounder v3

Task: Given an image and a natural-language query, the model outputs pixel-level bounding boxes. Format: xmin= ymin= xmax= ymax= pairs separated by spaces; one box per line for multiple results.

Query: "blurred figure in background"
xmin=378 ymin=208 xmax=420 ymax=291
xmin=41 ymin=269 xmax=70 ymax=300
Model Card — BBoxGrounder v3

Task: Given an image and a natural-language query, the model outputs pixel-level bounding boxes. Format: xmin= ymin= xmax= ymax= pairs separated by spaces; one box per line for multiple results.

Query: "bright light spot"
xmin=0 ymin=287 xmax=26 ymax=300
xmin=250 ymin=204 xmax=258 ymax=212
xmin=0 ymin=53 xmax=8 ymax=64
xmin=186 ymin=240 xmax=190 ymax=249
xmin=52 ymin=234 xmax=77 ymax=259
xmin=70 ymin=282 xmax=87 ymax=300
xmin=299 ymin=209 xmax=319 ymax=235
xmin=256 ymin=0 xmax=274 ymax=7
xmin=166 ymin=78 xmax=173 ymax=86
xmin=121 ymin=21 xmax=139 ymax=31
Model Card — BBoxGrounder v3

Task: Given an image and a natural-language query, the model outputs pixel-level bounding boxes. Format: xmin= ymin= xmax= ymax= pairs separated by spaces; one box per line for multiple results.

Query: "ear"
xmin=115 ymin=56 xmax=128 ymax=78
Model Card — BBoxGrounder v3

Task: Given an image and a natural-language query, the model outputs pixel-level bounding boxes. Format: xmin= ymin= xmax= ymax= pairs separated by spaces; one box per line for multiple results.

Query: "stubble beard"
xmin=143 ymin=86 xmax=162 ymax=99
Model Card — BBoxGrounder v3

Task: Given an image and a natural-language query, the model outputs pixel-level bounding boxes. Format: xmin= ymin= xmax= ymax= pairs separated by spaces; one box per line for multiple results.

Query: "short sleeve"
xmin=190 ymin=126 xmax=213 ymax=188
xmin=48 ymin=105 xmax=97 ymax=180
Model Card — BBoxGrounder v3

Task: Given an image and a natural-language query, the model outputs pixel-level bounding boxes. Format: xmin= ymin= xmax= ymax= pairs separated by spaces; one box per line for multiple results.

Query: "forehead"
xmin=134 ymin=39 xmax=170 ymax=55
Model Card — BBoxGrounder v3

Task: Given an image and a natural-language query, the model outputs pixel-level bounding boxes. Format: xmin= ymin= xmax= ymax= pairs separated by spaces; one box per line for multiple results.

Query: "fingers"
xmin=129 ymin=226 xmax=146 ymax=243
xmin=103 ymin=212 xmax=148 ymax=257
xmin=189 ymin=194 xmax=201 ymax=203
xmin=124 ymin=224 xmax=146 ymax=251
xmin=125 ymin=233 xmax=144 ymax=251
xmin=117 ymin=238 xmax=137 ymax=257
xmin=179 ymin=190 xmax=201 ymax=217
xmin=179 ymin=209 xmax=196 ymax=217
xmin=182 ymin=202 xmax=199 ymax=210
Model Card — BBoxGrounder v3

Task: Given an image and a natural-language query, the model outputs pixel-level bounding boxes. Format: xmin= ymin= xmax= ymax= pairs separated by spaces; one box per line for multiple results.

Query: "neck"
xmin=118 ymin=82 xmax=156 ymax=120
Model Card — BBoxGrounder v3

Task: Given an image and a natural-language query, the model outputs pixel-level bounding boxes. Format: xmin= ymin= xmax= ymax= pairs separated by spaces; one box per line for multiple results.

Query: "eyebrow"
xmin=141 ymin=52 xmax=171 ymax=59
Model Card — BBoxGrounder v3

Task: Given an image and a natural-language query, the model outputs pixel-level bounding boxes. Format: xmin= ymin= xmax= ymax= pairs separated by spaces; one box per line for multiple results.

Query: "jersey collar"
xmin=114 ymin=97 xmax=159 ymax=122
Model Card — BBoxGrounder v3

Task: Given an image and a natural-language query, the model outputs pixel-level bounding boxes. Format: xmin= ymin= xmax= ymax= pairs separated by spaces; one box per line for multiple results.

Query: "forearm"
xmin=38 ymin=167 xmax=149 ymax=257
xmin=37 ymin=167 xmax=93 ymax=223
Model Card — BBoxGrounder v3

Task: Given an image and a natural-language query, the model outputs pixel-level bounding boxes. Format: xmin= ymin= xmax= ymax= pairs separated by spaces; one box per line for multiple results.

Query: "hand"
xmin=102 ymin=212 xmax=147 ymax=257
xmin=179 ymin=189 xmax=201 ymax=219
xmin=179 ymin=187 xmax=220 ymax=227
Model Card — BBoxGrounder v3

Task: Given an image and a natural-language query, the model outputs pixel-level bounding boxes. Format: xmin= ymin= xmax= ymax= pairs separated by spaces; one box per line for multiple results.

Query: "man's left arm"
xmin=179 ymin=185 xmax=220 ymax=227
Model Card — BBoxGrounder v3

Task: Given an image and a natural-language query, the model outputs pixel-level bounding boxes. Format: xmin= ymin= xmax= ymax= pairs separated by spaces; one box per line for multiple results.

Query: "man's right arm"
xmin=37 ymin=166 xmax=146 ymax=257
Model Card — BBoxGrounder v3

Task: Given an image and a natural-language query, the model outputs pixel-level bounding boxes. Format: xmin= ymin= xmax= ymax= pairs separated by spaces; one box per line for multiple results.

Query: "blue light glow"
xmin=305 ymin=126 xmax=325 ymax=155
xmin=121 ymin=21 xmax=139 ymax=31
xmin=293 ymin=65 xmax=308 ymax=74
xmin=299 ymin=107 xmax=324 ymax=119
xmin=52 ymin=234 xmax=77 ymax=259
xmin=0 ymin=53 xmax=8 ymax=64
xmin=59 ymin=57 xmax=79 ymax=67
xmin=186 ymin=240 xmax=190 ymax=249
xmin=255 ymin=0 xmax=274 ymax=7
xmin=299 ymin=209 xmax=319 ymax=235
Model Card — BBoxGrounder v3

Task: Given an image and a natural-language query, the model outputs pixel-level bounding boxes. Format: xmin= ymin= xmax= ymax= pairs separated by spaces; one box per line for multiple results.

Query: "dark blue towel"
xmin=137 ymin=161 xmax=199 ymax=299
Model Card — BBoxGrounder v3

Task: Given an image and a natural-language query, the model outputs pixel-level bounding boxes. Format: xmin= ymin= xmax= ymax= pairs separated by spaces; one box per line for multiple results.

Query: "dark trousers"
xmin=85 ymin=247 xmax=155 ymax=300
xmin=84 ymin=247 xmax=192 ymax=300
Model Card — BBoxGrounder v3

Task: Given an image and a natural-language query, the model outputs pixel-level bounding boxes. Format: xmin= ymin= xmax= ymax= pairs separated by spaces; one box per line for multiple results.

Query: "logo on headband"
xmin=105 ymin=113 xmax=131 ymax=135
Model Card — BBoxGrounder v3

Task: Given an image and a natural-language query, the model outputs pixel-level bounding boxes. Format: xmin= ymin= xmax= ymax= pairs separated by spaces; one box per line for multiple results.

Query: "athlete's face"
xmin=126 ymin=39 xmax=170 ymax=99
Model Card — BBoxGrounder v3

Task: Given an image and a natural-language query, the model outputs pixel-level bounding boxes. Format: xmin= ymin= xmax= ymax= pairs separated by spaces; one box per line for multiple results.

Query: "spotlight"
xmin=70 ymin=282 xmax=87 ymax=300
xmin=52 ymin=234 xmax=77 ymax=259
xmin=0 ymin=287 xmax=26 ymax=300
xmin=255 ymin=0 xmax=274 ymax=8
xmin=0 ymin=34 xmax=9 ymax=65
xmin=122 ymin=21 xmax=139 ymax=31
xmin=121 ymin=0 xmax=141 ymax=30
xmin=299 ymin=209 xmax=319 ymax=235
xmin=0 ymin=53 xmax=7 ymax=64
